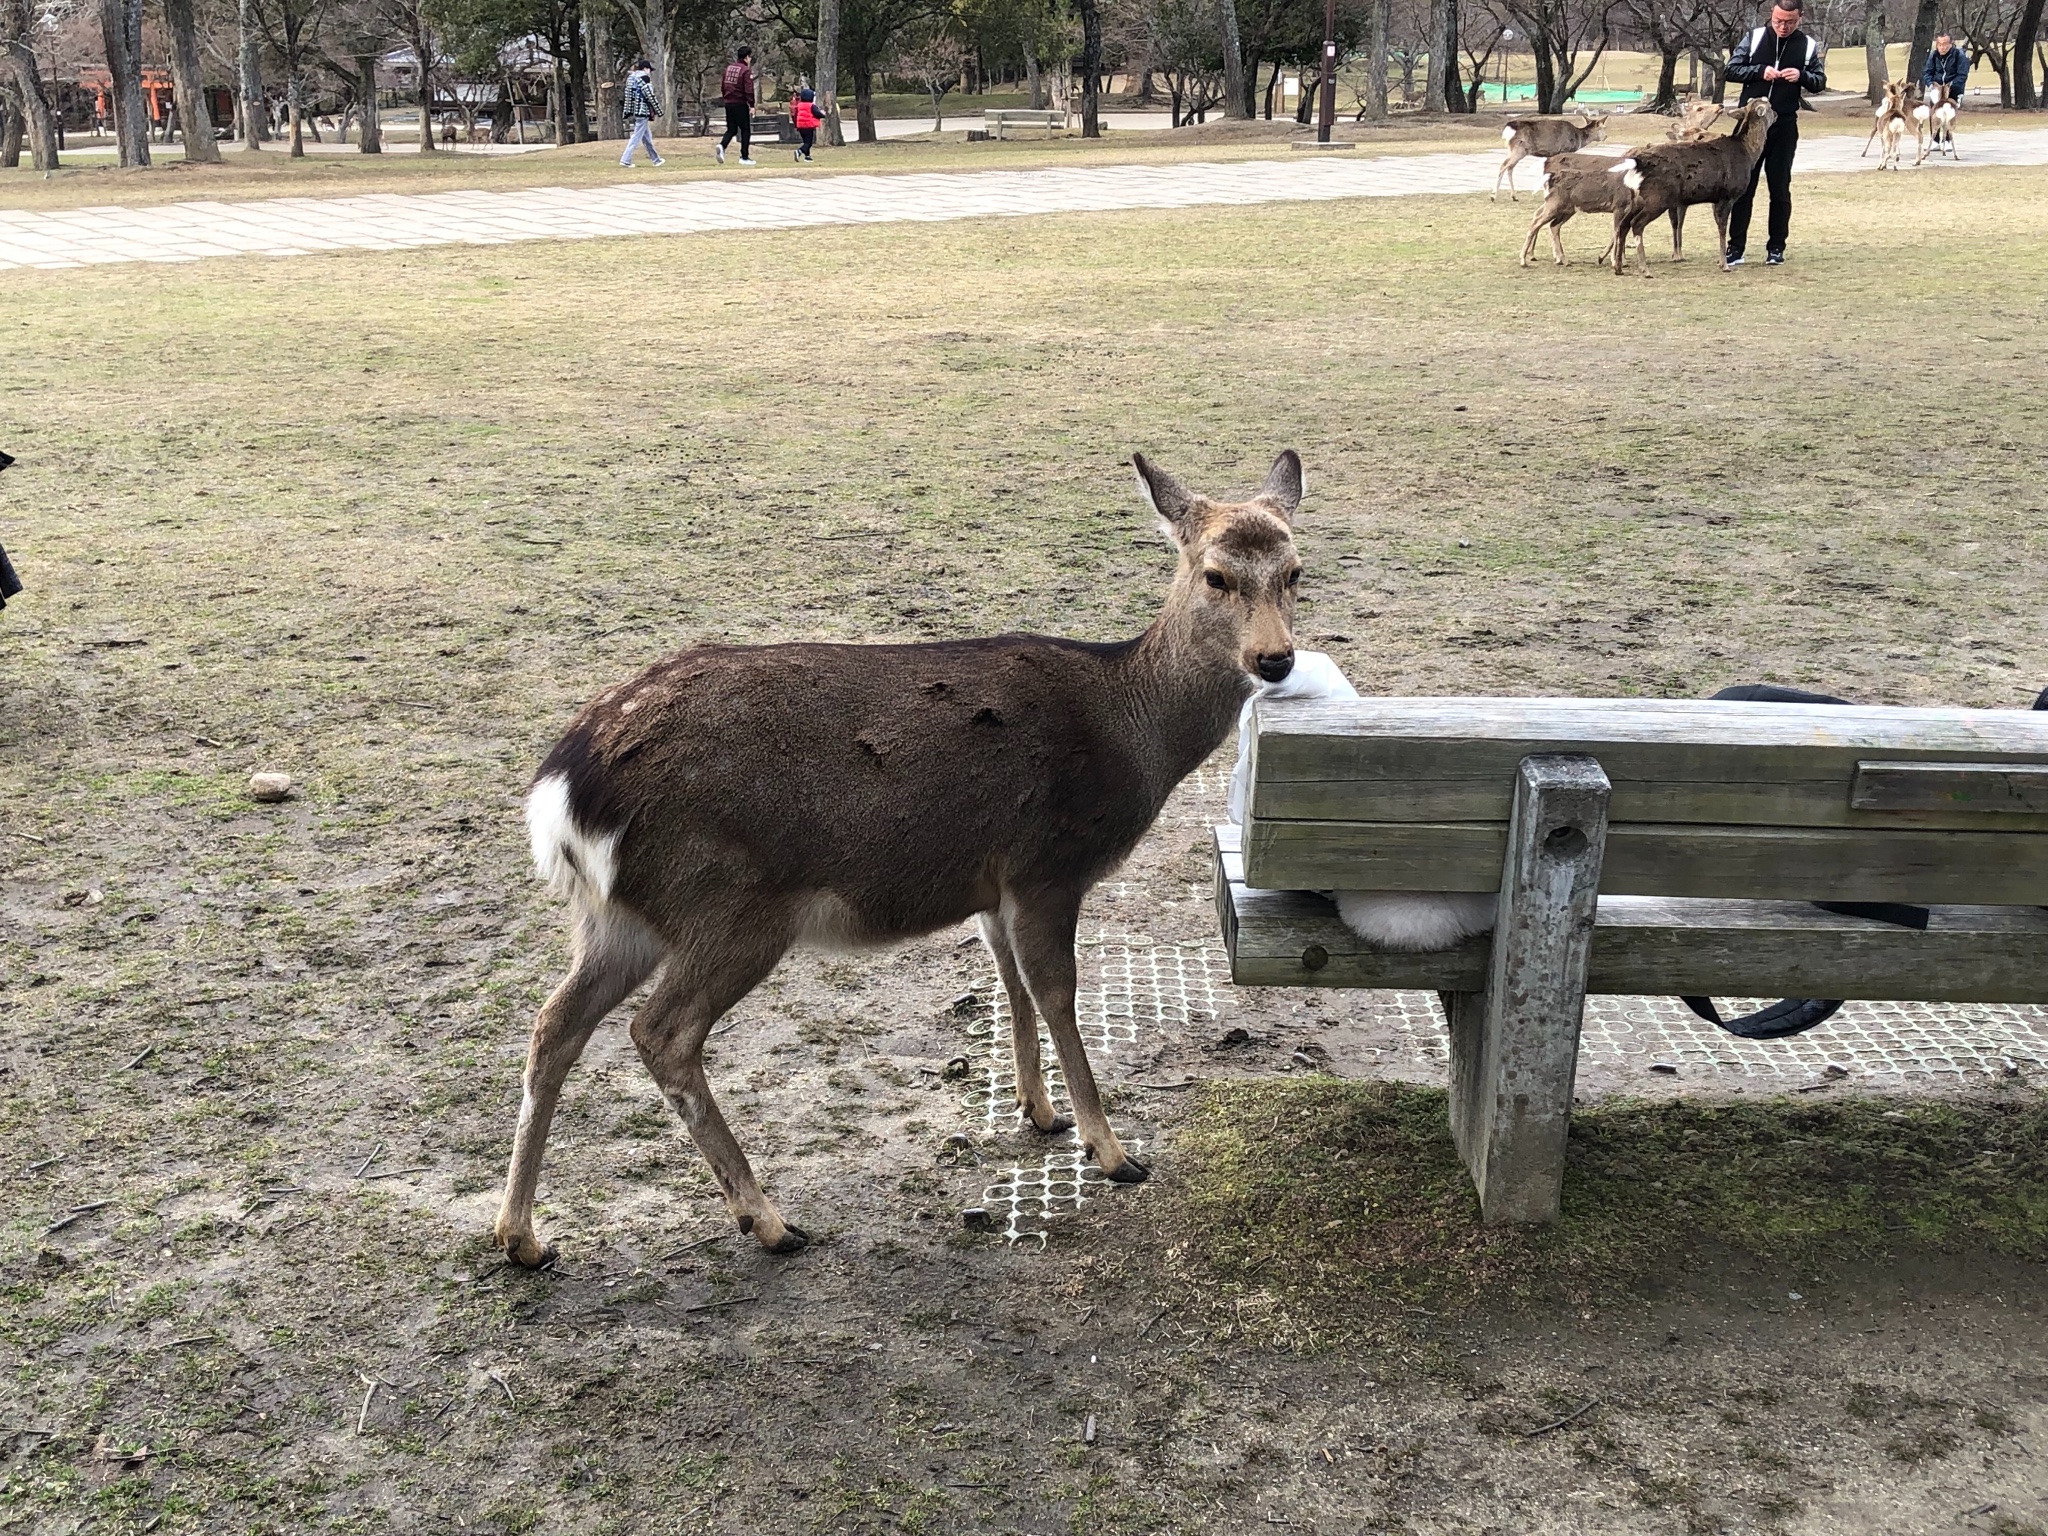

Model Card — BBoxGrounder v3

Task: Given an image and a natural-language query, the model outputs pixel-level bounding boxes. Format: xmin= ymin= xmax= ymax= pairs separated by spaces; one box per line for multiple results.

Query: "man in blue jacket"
xmin=1724 ymin=0 xmax=1827 ymax=267
xmin=1922 ymin=34 xmax=1970 ymax=100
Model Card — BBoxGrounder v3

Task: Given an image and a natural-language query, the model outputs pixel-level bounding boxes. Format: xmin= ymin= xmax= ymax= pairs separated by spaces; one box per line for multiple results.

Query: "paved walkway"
xmin=5 ymin=127 xmax=2047 ymax=272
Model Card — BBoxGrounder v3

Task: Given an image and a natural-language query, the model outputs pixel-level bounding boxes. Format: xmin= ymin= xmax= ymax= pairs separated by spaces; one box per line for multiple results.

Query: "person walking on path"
xmin=1724 ymin=0 xmax=1826 ymax=267
xmin=1922 ymin=33 xmax=1970 ymax=100
xmin=619 ymin=60 xmax=664 ymax=168
xmin=792 ymin=86 xmax=821 ymax=162
xmin=717 ymin=46 xmax=757 ymax=166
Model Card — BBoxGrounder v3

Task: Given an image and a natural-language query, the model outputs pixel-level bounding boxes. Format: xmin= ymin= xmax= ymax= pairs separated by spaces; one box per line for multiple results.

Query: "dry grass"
xmin=3 ymin=165 xmax=2047 ymax=1532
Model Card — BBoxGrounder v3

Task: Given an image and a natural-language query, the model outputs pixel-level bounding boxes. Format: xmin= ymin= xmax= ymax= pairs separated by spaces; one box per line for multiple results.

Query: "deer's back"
xmin=538 ymin=636 xmax=1171 ymax=937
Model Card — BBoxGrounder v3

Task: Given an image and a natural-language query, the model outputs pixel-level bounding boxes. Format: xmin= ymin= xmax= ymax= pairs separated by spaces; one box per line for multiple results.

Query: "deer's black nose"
xmin=1256 ymin=652 xmax=1295 ymax=683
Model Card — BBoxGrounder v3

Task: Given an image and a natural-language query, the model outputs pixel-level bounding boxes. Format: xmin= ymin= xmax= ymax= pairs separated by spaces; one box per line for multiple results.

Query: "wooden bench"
xmin=1214 ymin=697 xmax=2048 ymax=1225
xmin=973 ymin=109 xmax=1068 ymax=141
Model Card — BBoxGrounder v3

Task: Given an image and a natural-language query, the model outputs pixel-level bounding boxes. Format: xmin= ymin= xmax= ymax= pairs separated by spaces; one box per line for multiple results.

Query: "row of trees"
xmin=6 ymin=0 xmax=2045 ymax=174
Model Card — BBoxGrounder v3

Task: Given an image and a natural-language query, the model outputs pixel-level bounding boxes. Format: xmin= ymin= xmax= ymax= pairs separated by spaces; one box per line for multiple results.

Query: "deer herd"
xmin=1498 ymin=82 xmax=1962 ymax=276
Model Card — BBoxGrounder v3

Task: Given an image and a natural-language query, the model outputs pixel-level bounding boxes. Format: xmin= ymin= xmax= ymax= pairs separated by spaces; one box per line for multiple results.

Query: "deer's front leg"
xmin=1004 ymin=898 xmax=1147 ymax=1184
xmin=980 ymin=912 xmax=1072 ymax=1134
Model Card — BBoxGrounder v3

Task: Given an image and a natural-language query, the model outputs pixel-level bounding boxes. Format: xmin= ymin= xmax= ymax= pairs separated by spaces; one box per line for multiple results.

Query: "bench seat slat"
xmin=1242 ymin=817 xmax=2048 ymax=905
xmin=1216 ymin=825 xmax=2048 ymax=1002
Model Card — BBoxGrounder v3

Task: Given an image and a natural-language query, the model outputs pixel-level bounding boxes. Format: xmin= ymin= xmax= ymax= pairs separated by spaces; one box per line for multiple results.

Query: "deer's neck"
xmin=1106 ymin=600 xmax=1257 ymax=796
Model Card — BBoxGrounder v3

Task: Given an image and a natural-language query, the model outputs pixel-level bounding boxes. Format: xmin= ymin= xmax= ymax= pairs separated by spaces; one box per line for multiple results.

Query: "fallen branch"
xmin=1520 ymin=1398 xmax=1599 ymax=1438
xmin=682 ymin=1294 xmax=758 ymax=1314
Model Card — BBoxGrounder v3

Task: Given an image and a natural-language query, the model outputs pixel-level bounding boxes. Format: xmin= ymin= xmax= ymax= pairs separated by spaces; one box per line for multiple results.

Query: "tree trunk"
xmin=1367 ymin=0 xmax=1390 ymax=118
xmin=817 ymin=0 xmax=844 ymax=144
xmin=164 ymin=0 xmax=221 ymax=161
xmin=100 ymin=0 xmax=151 ymax=166
xmin=2014 ymin=0 xmax=2045 ymax=108
xmin=1078 ymin=0 xmax=1102 ymax=134
xmin=585 ymin=5 xmax=617 ymax=138
xmin=1531 ymin=38 xmax=1559 ymax=113
xmin=1217 ymin=0 xmax=1245 ymax=113
xmin=1646 ymin=43 xmax=1679 ymax=109
xmin=2 ymin=86 xmax=20 ymax=166
xmin=1263 ymin=58 xmax=1278 ymax=115
xmin=1863 ymin=0 xmax=1888 ymax=102
xmin=854 ymin=60 xmax=876 ymax=140
xmin=1440 ymin=0 xmax=1463 ymax=110
xmin=2 ymin=12 xmax=60 ymax=169
xmin=1425 ymin=0 xmax=1445 ymax=109
xmin=287 ymin=73 xmax=304 ymax=156
xmin=1906 ymin=0 xmax=1941 ymax=84
xmin=356 ymin=52 xmax=381 ymax=151
xmin=238 ymin=0 xmax=266 ymax=145
xmin=1023 ymin=32 xmax=1042 ymax=108
xmin=414 ymin=14 xmax=438 ymax=149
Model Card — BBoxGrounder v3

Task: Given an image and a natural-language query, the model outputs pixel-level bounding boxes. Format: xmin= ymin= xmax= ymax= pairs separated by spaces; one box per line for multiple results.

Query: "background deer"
xmin=494 ymin=452 xmax=1306 ymax=1265
xmin=1668 ymin=101 xmax=1725 ymax=140
xmin=1495 ymin=112 xmax=1609 ymax=200
xmin=1865 ymin=80 xmax=1911 ymax=168
xmin=1609 ymin=99 xmax=1776 ymax=275
xmin=1919 ymin=82 xmax=1959 ymax=162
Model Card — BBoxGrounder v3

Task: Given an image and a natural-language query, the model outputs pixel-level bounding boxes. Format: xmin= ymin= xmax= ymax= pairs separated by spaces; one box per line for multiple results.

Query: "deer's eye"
xmin=1204 ymin=571 xmax=1230 ymax=592
xmin=1285 ymin=569 xmax=1302 ymax=588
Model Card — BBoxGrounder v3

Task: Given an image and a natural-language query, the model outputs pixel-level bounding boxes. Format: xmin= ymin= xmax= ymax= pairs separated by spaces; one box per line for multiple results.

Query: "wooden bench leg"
xmin=1442 ymin=753 xmax=1610 ymax=1225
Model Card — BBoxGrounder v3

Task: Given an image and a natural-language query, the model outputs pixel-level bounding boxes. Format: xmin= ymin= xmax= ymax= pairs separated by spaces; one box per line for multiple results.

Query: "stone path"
xmin=5 ymin=126 xmax=2048 ymax=273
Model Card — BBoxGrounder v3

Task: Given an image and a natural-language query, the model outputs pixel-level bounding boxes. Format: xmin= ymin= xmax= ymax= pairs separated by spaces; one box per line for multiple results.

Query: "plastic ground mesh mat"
xmin=962 ymin=932 xmax=1225 ymax=1246
xmin=1358 ymin=992 xmax=2048 ymax=1080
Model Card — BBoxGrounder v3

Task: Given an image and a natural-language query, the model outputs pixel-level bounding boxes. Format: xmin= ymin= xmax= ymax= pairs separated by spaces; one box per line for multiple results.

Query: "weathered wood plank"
xmin=1214 ymin=826 xmax=2048 ymax=1001
xmin=1851 ymin=760 xmax=2048 ymax=815
xmin=1457 ymin=755 xmax=1609 ymax=1226
xmin=1241 ymin=817 xmax=2048 ymax=905
xmin=1247 ymin=698 xmax=2048 ymax=830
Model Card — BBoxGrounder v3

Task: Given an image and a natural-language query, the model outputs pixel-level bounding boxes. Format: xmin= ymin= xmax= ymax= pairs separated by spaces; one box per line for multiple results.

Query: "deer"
xmin=1608 ymin=98 xmax=1776 ymax=276
xmin=1494 ymin=112 xmax=1610 ymax=201
xmin=1917 ymin=81 xmax=1959 ymax=162
xmin=493 ymin=452 xmax=1307 ymax=1267
xmin=1668 ymin=100 xmax=1725 ymax=140
xmin=1864 ymin=79 xmax=1912 ymax=168
xmin=1521 ymin=150 xmax=1684 ymax=268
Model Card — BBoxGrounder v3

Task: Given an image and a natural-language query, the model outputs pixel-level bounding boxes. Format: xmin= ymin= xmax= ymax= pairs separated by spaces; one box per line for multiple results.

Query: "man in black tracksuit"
xmin=1724 ymin=0 xmax=1826 ymax=267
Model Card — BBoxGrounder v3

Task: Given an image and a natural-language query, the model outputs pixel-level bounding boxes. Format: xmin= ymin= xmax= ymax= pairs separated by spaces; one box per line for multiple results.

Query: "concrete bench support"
xmin=1445 ymin=754 xmax=1611 ymax=1224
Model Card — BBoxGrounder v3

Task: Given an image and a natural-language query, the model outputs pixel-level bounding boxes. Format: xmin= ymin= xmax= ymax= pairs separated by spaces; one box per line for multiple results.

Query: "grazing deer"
xmin=1918 ymin=81 xmax=1959 ymax=162
xmin=493 ymin=453 xmax=1307 ymax=1266
xmin=1864 ymin=80 xmax=1911 ymax=168
xmin=1668 ymin=100 xmax=1725 ymax=140
xmin=1494 ymin=112 xmax=1609 ymax=200
xmin=1609 ymin=99 xmax=1776 ymax=275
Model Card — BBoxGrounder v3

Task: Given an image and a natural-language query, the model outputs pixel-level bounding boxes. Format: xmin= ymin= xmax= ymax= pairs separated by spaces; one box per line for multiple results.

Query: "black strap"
xmin=1681 ymin=994 xmax=1843 ymax=1040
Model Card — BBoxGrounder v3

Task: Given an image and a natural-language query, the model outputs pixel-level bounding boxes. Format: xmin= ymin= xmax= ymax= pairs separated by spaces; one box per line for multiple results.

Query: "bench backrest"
xmin=1243 ymin=697 xmax=2048 ymax=904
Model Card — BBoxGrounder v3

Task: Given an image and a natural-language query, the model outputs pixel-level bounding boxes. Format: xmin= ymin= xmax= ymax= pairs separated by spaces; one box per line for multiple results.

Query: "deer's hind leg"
xmin=496 ymin=905 xmax=665 ymax=1268
xmin=980 ymin=911 xmax=1073 ymax=1134
xmin=629 ymin=923 xmax=807 ymax=1253
xmin=1002 ymin=894 xmax=1146 ymax=1184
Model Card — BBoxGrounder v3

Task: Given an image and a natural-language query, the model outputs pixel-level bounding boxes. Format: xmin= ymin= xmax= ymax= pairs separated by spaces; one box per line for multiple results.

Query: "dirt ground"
xmin=4 ymin=165 xmax=2047 ymax=1534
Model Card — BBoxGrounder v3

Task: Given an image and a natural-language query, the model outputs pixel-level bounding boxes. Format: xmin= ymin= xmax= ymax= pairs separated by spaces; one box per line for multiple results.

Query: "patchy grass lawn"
xmin=2 ymin=166 xmax=2047 ymax=1533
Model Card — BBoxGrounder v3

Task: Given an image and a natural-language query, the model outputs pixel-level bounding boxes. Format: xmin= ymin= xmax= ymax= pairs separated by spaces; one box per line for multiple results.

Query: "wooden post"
xmin=1442 ymin=753 xmax=1609 ymax=1224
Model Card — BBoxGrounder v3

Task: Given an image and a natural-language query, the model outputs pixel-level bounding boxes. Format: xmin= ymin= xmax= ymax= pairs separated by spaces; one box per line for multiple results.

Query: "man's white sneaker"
xmin=738 ymin=157 xmax=755 ymax=166
xmin=715 ymin=144 xmax=725 ymax=163
xmin=651 ymin=156 xmax=664 ymax=166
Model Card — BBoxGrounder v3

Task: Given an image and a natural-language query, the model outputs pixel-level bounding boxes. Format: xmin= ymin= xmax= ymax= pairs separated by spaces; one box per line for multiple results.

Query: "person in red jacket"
xmin=716 ymin=46 xmax=756 ymax=166
xmin=791 ymin=86 xmax=821 ymax=162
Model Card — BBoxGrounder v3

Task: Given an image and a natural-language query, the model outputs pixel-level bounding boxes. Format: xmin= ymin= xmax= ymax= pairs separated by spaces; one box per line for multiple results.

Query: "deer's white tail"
xmin=1612 ymin=157 xmax=1642 ymax=190
xmin=1500 ymin=125 xmax=1516 ymax=144
xmin=527 ymin=772 xmax=622 ymax=906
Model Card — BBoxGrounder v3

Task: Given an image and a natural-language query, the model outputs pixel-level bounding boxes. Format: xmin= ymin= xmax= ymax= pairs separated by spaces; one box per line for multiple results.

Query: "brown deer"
xmin=1609 ymin=98 xmax=1776 ymax=275
xmin=1864 ymin=79 xmax=1911 ymax=168
xmin=1494 ymin=111 xmax=1609 ymax=200
xmin=1668 ymin=100 xmax=1725 ymax=140
xmin=1916 ymin=81 xmax=1959 ymax=163
xmin=494 ymin=452 xmax=1307 ymax=1265
xmin=1520 ymin=150 xmax=1682 ymax=268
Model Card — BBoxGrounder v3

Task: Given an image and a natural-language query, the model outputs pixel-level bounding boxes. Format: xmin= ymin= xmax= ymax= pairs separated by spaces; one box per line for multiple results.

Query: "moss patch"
xmin=1148 ymin=1080 xmax=2048 ymax=1348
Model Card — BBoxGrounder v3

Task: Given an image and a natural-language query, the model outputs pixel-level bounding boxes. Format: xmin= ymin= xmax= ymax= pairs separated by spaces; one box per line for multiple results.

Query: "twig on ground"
xmin=710 ymin=1019 xmax=743 ymax=1036
xmin=355 ymin=1374 xmax=383 ymax=1434
xmin=682 ymin=1294 xmax=759 ymax=1314
xmin=352 ymin=1141 xmax=385 ymax=1179
xmin=44 ymin=1200 xmax=113 ymax=1236
xmin=123 ymin=1044 xmax=157 ymax=1070
xmin=1521 ymin=1398 xmax=1600 ymax=1438
xmin=487 ymin=1371 xmax=516 ymax=1406
xmin=1130 ymin=1079 xmax=1199 ymax=1091
xmin=25 ymin=1156 xmax=61 ymax=1174
xmin=1138 ymin=1306 xmax=1170 ymax=1338
xmin=359 ymin=1166 xmax=431 ymax=1181
xmin=659 ymin=1233 xmax=732 ymax=1261
xmin=12 ymin=830 xmax=47 ymax=843
xmin=158 ymin=1335 xmax=218 ymax=1350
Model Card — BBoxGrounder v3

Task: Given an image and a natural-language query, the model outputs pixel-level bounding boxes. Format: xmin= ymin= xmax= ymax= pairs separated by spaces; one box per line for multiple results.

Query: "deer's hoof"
xmin=1023 ymin=1108 xmax=1076 ymax=1135
xmin=767 ymin=1224 xmax=810 ymax=1255
xmin=1106 ymin=1155 xmax=1151 ymax=1185
xmin=498 ymin=1231 xmax=557 ymax=1270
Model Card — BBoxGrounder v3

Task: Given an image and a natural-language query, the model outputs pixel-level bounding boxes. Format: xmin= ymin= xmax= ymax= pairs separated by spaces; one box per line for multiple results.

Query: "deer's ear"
xmin=1132 ymin=452 xmax=1200 ymax=547
xmin=1256 ymin=450 xmax=1304 ymax=524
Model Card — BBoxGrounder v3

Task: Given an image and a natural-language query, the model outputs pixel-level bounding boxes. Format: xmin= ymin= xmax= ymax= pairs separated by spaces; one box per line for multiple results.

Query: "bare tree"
xmin=1501 ymin=0 xmax=1611 ymax=111
xmin=101 ymin=0 xmax=151 ymax=163
xmin=1956 ymin=0 xmax=2021 ymax=100
xmin=1215 ymin=0 xmax=1243 ymax=107
xmin=2013 ymin=0 xmax=2043 ymax=103
xmin=815 ymin=0 xmax=841 ymax=140
xmin=1 ymin=0 xmax=62 ymax=166
xmin=165 ymin=0 xmax=224 ymax=158
xmin=237 ymin=0 xmax=267 ymax=143
xmin=1905 ymin=0 xmax=1938 ymax=80
xmin=585 ymin=0 xmax=618 ymax=137
xmin=252 ymin=0 xmax=335 ymax=155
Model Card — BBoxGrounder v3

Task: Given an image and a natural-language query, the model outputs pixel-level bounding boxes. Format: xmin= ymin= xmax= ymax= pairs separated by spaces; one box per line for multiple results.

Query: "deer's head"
xmin=1739 ymin=98 xmax=1778 ymax=142
xmin=1133 ymin=451 xmax=1303 ymax=685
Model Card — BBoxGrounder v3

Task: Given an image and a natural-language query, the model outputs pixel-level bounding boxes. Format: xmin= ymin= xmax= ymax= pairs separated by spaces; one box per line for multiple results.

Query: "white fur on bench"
xmin=1229 ymin=654 xmax=1497 ymax=952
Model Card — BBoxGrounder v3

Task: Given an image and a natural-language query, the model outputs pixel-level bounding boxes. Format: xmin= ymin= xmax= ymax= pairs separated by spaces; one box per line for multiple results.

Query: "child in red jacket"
xmin=792 ymin=87 xmax=821 ymax=163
